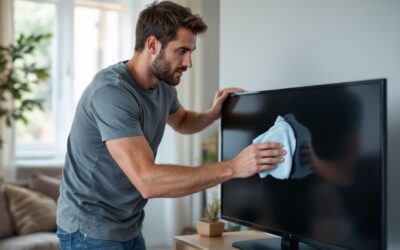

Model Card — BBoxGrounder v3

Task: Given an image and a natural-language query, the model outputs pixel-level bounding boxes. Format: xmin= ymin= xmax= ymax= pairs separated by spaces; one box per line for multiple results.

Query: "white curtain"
xmin=172 ymin=0 xmax=204 ymax=229
xmin=140 ymin=0 xmax=209 ymax=247
xmin=0 ymin=0 xmax=16 ymax=181
xmin=157 ymin=0 xmax=204 ymax=246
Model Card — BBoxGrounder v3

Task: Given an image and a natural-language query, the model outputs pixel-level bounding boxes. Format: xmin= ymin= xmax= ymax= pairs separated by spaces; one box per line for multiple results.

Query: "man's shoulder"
xmin=92 ymin=62 xmax=124 ymax=88
xmin=85 ymin=62 xmax=137 ymax=100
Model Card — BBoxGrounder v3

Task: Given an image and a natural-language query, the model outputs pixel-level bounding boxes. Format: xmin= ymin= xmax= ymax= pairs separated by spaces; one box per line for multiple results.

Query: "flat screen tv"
xmin=220 ymin=79 xmax=387 ymax=250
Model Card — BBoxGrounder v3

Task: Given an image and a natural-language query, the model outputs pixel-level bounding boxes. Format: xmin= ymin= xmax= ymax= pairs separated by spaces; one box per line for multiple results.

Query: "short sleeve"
xmin=90 ymin=86 xmax=143 ymax=142
xmin=169 ymin=87 xmax=180 ymax=114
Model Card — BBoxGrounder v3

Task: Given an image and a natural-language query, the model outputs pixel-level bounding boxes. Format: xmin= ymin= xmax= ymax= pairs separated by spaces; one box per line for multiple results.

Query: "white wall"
xmin=220 ymin=0 xmax=399 ymax=248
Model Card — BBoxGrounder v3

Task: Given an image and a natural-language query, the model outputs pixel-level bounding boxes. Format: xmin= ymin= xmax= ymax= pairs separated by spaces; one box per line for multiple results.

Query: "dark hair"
xmin=134 ymin=1 xmax=207 ymax=52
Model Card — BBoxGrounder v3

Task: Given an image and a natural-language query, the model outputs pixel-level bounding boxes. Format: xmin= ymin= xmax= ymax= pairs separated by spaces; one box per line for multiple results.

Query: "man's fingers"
xmin=259 ymin=157 xmax=284 ymax=165
xmin=214 ymin=88 xmax=245 ymax=106
xmin=259 ymin=149 xmax=287 ymax=157
xmin=216 ymin=88 xmax=245 ymax=98
xmin=255 ymin=142 xmax=283 ymax=149
xmin=220 ymin=87 xmax=245 ymax=94
xmin=215 ymin=90 xmax=229 ymax=100
xmin=220 ymin=91 xmax=231 ymax=99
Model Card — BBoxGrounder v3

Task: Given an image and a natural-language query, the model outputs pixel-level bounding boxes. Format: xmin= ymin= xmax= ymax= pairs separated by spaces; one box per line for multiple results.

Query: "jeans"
xmin=57 ymin=227 xmax=146 ymax=250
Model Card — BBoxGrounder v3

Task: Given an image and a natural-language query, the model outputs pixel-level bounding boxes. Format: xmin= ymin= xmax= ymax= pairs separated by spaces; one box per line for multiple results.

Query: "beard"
xmin=151 ymin=50 xmax=186 ymax=86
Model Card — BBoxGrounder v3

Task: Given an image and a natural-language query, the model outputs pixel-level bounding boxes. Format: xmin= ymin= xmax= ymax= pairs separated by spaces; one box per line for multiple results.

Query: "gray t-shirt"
xmin=57 ymin=61 xmax=180 ymax=241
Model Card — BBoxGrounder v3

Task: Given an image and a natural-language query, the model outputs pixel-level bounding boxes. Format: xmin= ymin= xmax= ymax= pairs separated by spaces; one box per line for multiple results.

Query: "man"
xmin=57 ymin=1 xmax=286 ymax=249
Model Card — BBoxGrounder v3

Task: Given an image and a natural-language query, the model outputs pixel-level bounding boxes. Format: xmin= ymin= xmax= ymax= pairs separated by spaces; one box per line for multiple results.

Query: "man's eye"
xmin=178 ymin=49 xmax=186 ymax=55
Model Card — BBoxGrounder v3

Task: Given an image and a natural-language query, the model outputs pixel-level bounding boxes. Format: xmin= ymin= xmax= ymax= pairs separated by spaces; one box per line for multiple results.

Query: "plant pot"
xmin=196 ymin=219 xmax=225 ymax=237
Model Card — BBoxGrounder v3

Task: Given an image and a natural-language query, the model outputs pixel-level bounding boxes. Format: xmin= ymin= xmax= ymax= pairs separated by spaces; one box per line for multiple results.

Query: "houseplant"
xmin=0 ymin=33 xmax=51 ymax=146
xmin=197 ymin=199 xmax=225 ymax=237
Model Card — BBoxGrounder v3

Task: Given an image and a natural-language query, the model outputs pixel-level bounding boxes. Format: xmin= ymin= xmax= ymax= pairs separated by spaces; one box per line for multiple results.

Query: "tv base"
xmin=233 ymin=237 xmax=318 ymax=250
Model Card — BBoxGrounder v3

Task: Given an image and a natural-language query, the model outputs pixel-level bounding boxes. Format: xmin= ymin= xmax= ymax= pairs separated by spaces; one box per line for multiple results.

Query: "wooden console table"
xmin=174 ymin=230 xmax=273 ymax=250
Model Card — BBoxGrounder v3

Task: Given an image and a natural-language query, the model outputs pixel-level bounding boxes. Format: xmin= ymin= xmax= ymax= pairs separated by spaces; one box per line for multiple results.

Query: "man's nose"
xmin=183 ymin=53 xmax=192 ymax=68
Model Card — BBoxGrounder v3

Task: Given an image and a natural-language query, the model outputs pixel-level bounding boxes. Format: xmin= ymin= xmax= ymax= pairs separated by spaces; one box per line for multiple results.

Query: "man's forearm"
xmin=139 ymin=161 xmax=234 ymax=198
xmin=176 ymin=109 xmax=217 ymax=134
xmin=107 ymin=136 xmax=285 ymax=200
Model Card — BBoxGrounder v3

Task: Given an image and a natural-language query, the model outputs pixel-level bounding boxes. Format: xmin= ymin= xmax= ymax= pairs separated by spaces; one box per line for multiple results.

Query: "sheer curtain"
xmin=141 ymin=0 xmax=213 ymax=247
xmin=171 ymin=0 xmax=204 ymax=232
xmin=0 ymin=0 xmax=16 ymax=181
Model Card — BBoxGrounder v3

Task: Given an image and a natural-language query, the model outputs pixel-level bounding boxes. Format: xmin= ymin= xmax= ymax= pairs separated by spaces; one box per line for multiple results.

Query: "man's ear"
xmin=146 ymin=35 xmax=160 ymax=55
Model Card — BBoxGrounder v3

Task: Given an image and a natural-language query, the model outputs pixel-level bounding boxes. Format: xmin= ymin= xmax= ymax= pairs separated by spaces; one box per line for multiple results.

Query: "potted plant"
xmin=0 ymin=33 xmax=51 ymax=146
xmin=197 ymin=199 xmax=225 ymax=237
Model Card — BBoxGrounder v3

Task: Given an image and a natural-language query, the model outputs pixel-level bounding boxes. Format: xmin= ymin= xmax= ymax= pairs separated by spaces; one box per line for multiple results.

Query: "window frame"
xmin=14 ymin=0 xmax=132 ymax=164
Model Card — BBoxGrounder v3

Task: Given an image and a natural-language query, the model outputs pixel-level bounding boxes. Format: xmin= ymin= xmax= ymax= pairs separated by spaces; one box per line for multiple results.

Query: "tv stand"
xmin=174 ymin=231 xmax=273 ymax=250
xmin=233 ymin=236 xmax=318 ymax=250
xmin=174 ymin=231 xmax=319 ymax=250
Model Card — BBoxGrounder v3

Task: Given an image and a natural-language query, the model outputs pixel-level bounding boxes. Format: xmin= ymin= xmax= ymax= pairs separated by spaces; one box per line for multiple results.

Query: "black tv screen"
xmin=221 ymin=79 xmax=386 ymax=250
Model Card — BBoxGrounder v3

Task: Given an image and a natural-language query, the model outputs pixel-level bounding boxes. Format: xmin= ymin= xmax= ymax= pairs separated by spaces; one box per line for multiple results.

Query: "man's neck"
xmin=125 ymin=54 xmax=158 ymax=90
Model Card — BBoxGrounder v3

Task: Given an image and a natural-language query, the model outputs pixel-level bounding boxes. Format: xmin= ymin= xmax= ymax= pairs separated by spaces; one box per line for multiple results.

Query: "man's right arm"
xmin=106 ymin=136 xmax=286 ymax=198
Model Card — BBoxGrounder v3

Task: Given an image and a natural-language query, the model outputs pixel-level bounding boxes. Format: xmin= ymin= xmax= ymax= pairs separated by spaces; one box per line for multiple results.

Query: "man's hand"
xmin=167 ymin=88 xmax=244 ymax=134
xmin=207 ymin=87 xmax=244 ymax=121
xmin=230 ymin=142 xmax=286 ymax=178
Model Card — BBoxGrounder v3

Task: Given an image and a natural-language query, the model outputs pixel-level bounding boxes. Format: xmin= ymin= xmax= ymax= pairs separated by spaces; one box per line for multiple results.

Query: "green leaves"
xmin=15 ymin=33 xmax=52 ymax=57
xmin=0 ymin=32 xmax=52 ymax=147
xmin=203 ymin=199 xmax=221 ymax=223
xmin=33 ymin=68 xmax=49 ymax=80
xmin=0 ymin=58 xmax=7 ymax=72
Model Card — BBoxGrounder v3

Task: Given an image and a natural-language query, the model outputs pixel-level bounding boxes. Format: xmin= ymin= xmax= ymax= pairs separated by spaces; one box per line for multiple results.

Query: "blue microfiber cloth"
xmin=253 ymin=116 xmax=296 ymax=179
xmin=283 ymin=114 xmax=314 ymax=179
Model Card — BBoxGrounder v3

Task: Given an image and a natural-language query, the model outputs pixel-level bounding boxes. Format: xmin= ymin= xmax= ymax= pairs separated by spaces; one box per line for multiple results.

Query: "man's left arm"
xmin=167 ymin=88 xmax=244 ymax=134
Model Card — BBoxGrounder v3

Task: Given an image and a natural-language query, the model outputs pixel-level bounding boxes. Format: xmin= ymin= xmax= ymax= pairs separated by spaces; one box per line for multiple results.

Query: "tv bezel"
xmin=220 ymin=78 xmax=387 ymax=250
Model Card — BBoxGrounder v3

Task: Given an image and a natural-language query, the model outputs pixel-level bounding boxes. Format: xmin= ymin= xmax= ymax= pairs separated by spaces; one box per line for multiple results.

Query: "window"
xmin=73 ymin=2 xmax=120 ymax=106
xmin=14 ymin=0 xmax=56 ymax=147
xmin=14 ymin=0 xmax=132 ymax=163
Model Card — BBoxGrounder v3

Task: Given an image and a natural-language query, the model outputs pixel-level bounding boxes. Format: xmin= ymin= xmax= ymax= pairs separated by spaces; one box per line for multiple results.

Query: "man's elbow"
xmin=140 ymin=190 xmax=153 ymax=199
xmin=171 ymin=125 xmax=192 ymax=134
xmin=169 ymin=111 xmax=194 ymax=134
xmin=139 ymin=187 xmax=179 ymax=199
xmin=134 ymin=174 xmax=161 ymax=199
xmin=139 ymin=185 xmax=158 ymax=199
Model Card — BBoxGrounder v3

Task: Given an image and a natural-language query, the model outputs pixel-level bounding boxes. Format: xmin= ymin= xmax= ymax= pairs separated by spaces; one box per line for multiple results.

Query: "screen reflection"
xmin=221 ymin=82 xmax=384 ymax=250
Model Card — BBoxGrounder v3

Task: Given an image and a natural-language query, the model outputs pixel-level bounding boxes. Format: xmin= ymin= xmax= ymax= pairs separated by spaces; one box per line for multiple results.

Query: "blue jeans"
xmin=57 ymin=227 xmax=146 ymax=250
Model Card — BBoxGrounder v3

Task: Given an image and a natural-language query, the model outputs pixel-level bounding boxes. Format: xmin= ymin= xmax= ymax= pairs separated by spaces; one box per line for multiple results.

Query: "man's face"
xmin=151 ymin=28 xmax=197 ymax=86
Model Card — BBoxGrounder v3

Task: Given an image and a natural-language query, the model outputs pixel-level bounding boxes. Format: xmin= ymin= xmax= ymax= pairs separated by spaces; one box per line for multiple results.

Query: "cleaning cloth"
xmin=284 ymin=114 xmax=313 ymax=179
xmin=253 ymin=116 xmax=296 ymax=179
